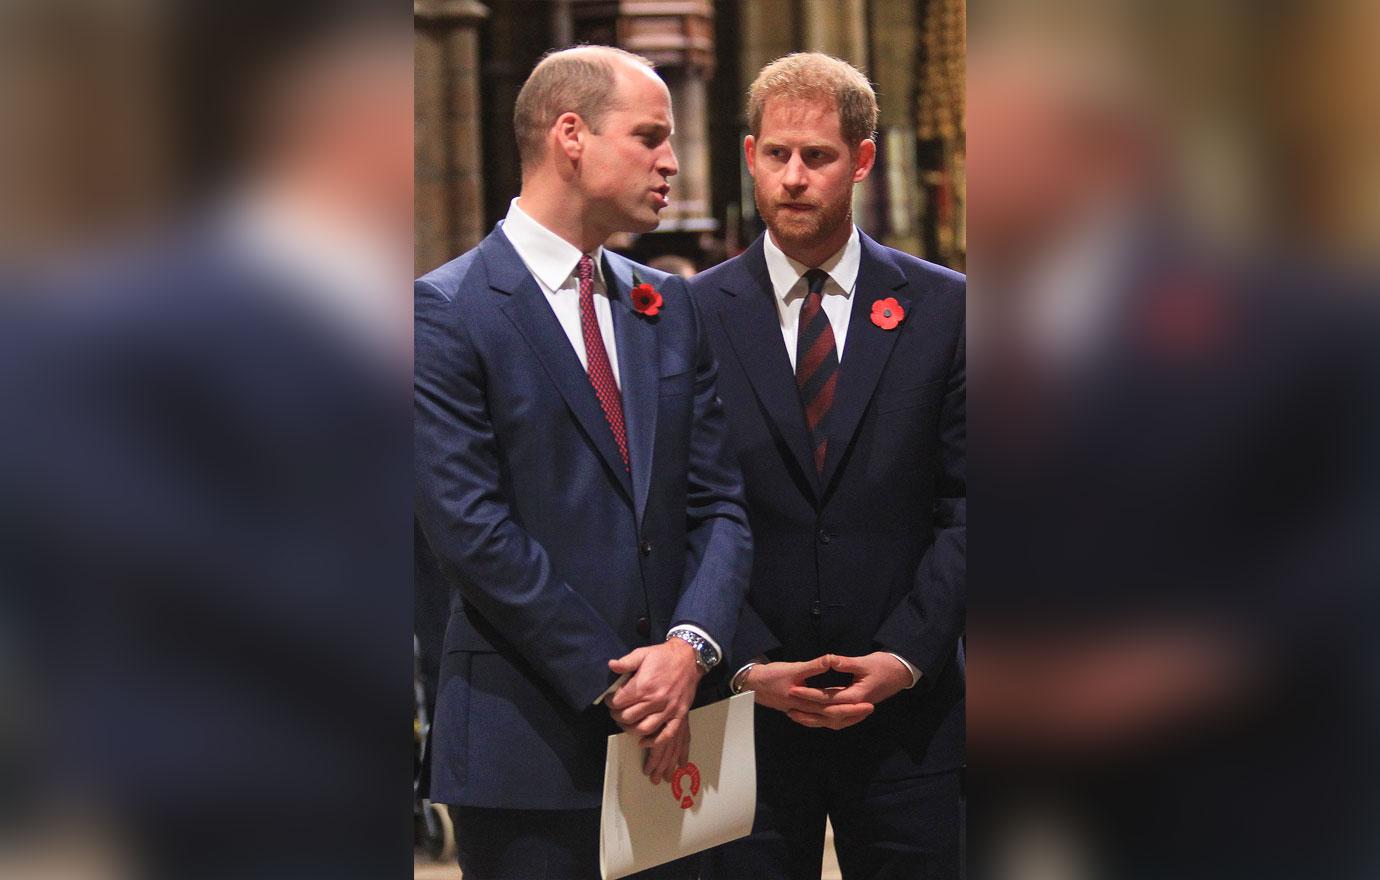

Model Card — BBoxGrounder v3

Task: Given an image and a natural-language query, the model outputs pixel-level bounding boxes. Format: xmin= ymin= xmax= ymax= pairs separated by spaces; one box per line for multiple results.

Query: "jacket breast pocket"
xmin=875 ymin=378 xmax=945 ymax=415
xmin=658 ymin=369 xmax=693 ymax=398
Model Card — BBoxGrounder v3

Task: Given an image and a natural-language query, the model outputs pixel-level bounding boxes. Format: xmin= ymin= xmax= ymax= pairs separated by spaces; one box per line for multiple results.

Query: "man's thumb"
xmin=828 ymin=653 xmax=863 ymax=673
xmin=609 ymin=647 xmax=648 ymax=673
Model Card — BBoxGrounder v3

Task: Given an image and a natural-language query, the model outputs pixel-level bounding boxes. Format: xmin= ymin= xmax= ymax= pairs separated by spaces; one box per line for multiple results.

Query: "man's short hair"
xmin=513 ymin=45 xmax=656 ymax=171
xmin=747 ymin=52 xmax=878 ymax=150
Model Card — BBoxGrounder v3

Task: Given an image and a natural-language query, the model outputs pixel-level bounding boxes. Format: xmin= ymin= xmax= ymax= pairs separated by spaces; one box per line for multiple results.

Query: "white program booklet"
xmin=599 ymin=691 xmax=757 ymax=880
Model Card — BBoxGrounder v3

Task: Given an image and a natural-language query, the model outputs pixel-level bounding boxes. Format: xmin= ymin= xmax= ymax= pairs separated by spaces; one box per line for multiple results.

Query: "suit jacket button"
xmin=636 ymin=616 xmax=651 ymax=638
xmin=817 ymin=529 xmax=831 ymax=545
xmin=639 ymin=540 xmax=653 ymax=556
xmin=810 ymin=601 xmax=822 ymax=618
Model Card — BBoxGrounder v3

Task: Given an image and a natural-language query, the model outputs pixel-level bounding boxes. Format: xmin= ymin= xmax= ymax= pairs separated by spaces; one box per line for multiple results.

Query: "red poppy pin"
xmin=871 ymin=297 xmax=905 ymax=330
xmin=630 ymin=274 xmax=664 ymax=318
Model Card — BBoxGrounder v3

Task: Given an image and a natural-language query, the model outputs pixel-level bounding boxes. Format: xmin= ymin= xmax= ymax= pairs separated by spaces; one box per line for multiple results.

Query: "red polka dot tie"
xmin=577 ymin=255 xmax=629 ymax=471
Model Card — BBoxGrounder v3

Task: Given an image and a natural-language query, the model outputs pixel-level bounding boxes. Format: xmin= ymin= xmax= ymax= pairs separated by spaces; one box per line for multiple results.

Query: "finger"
xmin=820 ymin=703 xmax=873 ymax=725
xmin=789 ymin=655 xmax=833 ymax=682
xmin=607 ymin=675 xmax=646 ymax=710
xmin=787 ymin=685 xmax=835 ymax=704
xmin=783 ymin=696 xmax=831 ymax=716
xmin=633 ymin=710 xmax=670 ymax=739
xmin=832 ymin=713 xmax=872 ymax=730
xmin=787 ymin=709 xmax=827 ymax=728
xmin=608 ymin=684 xmax=649 ymax=713
xmin=646 ymin=745 xmax=666 ymax=784
xmin=651 ymin=722 xmax=682 ymax=781
xmin=609 ymin=647 xmax=650 ymax=675
xmin=827 ymin=653 xmax=865 ymax=673
xmin=809 ymin=684 xmax=868 ymax=704
xmin=677 ymin=728 xmax=691 ymax=768
xmin=645 ymin=739 xmax=673 ymax=783
xmin=639 ymin=715 xmax=680 ymax=749
xmin=652 ymin=725 xmax=683 ymax=780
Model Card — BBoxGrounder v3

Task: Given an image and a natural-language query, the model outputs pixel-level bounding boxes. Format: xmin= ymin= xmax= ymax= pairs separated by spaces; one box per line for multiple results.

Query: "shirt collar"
xmin=501 ymin=197 xmax=606 ymax=292
xmin=762 ymin=225 xmax=861 ymax=304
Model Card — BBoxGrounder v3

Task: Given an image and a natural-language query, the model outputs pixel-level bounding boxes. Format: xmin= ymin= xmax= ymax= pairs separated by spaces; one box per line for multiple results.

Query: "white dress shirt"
xmin=499 ymin=199 xmax=721 ymax=696
xmin=746 ymin=225 xmax=921 ymax=690
xmin=501 ymin=198 xmax=622 ymax=389
xmin=763 ymin=225 xmax=860 ymax=369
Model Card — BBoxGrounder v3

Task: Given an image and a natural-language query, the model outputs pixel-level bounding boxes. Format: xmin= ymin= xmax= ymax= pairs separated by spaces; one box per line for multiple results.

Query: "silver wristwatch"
xmin=667 ymin=627 xmax=719 ymax=674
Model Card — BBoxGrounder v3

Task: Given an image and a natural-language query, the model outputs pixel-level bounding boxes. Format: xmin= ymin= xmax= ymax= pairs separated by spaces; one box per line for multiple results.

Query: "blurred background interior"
xmin=413 ymin=0 xmax=967 ymax=277
xmin=3 ymin=0 xmax=1379 ymax=877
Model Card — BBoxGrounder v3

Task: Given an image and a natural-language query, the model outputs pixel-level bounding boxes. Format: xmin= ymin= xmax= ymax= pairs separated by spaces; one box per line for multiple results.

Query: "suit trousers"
xmin=702 ymin=709 xmax=963 ymax=880
xmin=449 ymin=805 xmax=701 ymax=880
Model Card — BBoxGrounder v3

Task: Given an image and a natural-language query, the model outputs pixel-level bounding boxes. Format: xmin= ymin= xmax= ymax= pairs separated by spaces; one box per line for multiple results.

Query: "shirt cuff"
xmin=886 ymin=652 xmax=922 ymax=688
xmin=668 ymin=623 xmax=721 ymax=661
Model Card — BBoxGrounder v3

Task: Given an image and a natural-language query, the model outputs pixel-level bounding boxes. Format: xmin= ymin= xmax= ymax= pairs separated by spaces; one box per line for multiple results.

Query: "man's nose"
xmin=658 ymin=142 xmax=679 ymax=178
xmin=782 ymin=153 xmax=807 ymax=189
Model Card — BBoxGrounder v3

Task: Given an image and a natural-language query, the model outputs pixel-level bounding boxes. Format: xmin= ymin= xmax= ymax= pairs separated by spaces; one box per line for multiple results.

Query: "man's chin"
xmin=630 ymin=210 xmax=662 ymax=233
xmin=767 ymin=217 xmax=822 ymax=245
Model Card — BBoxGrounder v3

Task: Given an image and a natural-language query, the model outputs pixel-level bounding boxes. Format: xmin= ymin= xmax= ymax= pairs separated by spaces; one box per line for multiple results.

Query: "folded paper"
xmin=599 ymin=692 xmax=756 ymax=880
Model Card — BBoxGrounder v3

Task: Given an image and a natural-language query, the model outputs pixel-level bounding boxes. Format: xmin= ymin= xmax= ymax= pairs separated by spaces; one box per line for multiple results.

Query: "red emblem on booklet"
xmin=631 ymin=282 xmax=664 ymax=317
xmin=871 ymin=297 xmax=905 ymax=330
xmin=671 ymin=762 xmax=701 ymax=809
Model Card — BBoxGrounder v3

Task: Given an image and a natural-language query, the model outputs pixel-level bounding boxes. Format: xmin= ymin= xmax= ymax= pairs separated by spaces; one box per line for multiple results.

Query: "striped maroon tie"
xmin=577 ymin=255 xmax=629 ymax=470
xmin=796 ymin=268 xmax=837 ymax=474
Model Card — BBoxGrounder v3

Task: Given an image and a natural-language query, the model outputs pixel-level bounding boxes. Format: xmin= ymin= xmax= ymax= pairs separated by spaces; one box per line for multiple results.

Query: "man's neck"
xmin=516 ymin=183 xmax=606 ymax=255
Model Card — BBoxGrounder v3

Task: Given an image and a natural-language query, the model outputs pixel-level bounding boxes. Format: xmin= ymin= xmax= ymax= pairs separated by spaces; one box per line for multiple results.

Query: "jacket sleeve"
xmin=874 ymin=305 xmax=966 ymax=681
xmin=414 ymin=279 xmax=628 ymax=711
xmin=669 ymin=277 xmax=754 ymax=654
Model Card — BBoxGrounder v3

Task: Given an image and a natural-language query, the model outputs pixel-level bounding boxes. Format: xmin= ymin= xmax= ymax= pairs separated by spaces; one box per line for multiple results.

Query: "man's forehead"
xmin=758 ymin=100 xmax=845 ymax=145
xmin=608 ymin=74 xmax=673 ymax=123
xmin=612 ymin=64 xmax=669 ymax=102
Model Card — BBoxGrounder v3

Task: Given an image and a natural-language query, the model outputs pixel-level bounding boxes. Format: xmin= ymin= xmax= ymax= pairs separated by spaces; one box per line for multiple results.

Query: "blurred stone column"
xmin=801 ymin=0 xmax=867 ymax=63
xmin=916 ymin=0 xmax=966 ymax=268
xmin=415 ymin=0 xmax=489 ymax=275
xmin=738 ymin=0 xmax=797 ymax=233
xmin=871 ymin=0 xmax=922 ymax=255
xmin=799 ymin=0 xmax=879 ymax=237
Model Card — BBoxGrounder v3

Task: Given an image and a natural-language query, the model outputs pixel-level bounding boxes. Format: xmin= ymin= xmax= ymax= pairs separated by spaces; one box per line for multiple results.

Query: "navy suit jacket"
xmin=690 ymin=231 xmax=965 ymax=775
xmin=415 ymin=225 xmax=752 ymax=809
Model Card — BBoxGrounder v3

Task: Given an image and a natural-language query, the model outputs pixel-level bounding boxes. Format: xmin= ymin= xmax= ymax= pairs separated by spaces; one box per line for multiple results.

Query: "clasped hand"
xmin=606 ymin=639 xmax=702 ymax=784
xmin=745 ymin=652 xmax=913 ymax=730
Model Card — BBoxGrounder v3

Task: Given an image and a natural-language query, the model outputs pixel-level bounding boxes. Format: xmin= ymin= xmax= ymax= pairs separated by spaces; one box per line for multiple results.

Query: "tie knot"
xmin=804 ymin=268 xmax=828 ymax=296
xmin=577 ymin=254 xmax=595 ymax=284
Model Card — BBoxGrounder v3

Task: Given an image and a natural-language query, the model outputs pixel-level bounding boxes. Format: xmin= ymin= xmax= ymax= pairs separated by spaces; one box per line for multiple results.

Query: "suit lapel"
xmin=483 ymin=229 xmax=635 ymax=503
xmin=819 ymin=232 xmax=911 ymax=490
xmin=717 ymin=236 xmax=821 ymax=498
xmin=604 ymin=252 xmax=658 ymax=527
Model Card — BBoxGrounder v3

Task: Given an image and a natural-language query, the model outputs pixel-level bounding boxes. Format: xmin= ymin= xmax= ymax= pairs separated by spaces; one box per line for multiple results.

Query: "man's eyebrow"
xmin=759 ymin=139 xmax=836 ymax=152
xmin=635 ymin=122 xmax=672 ymax=136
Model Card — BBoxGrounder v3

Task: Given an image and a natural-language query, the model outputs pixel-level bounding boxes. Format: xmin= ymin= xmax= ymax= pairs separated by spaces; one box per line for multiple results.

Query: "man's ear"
xmin=555 ymin=111 xmax=583 ymax=162
xmin=852 ymin=138 xmax=877 ymax=182
xmin=743 ymin=135 xmax=757 ymax=177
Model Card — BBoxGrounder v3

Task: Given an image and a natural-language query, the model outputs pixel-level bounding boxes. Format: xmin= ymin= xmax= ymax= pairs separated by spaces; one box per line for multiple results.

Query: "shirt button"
xmin=636 ymin=617 xmax=651 ymax=638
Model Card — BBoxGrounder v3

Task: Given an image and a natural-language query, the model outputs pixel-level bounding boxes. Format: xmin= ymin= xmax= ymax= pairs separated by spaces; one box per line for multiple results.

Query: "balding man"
xmin=414 ymin=46 xmax=751 ymax=878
